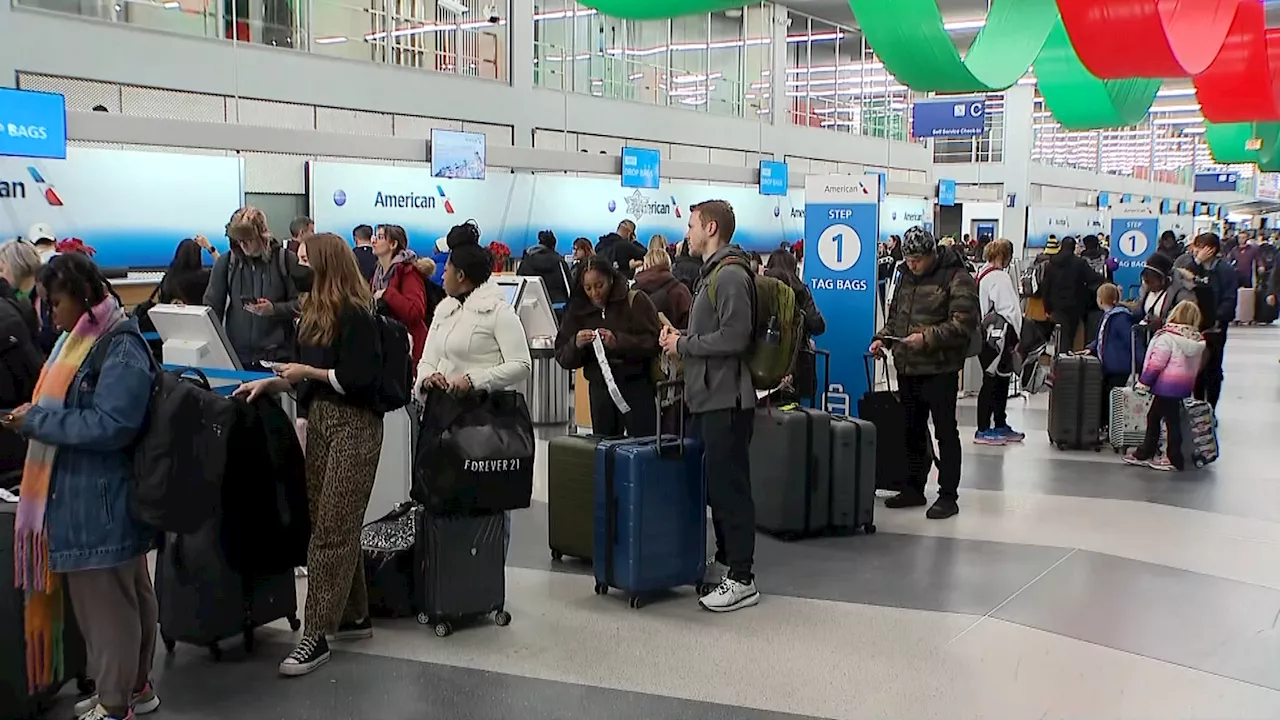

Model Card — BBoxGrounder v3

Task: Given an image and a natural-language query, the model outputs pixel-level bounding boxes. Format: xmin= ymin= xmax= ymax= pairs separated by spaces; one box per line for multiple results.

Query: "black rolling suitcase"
xmin=415 ymin=511 xmax=510 ymax=638
xmin=0 ymin=501 xmax=92 ymax=720
xmin=1048 ymin=353 xmax=1104 ymax=451
xmin=856 ymin=355 xmax=933 ymax=491
xmin=155 ymin=521 xmax=301 ymax=661
xmin=749 ymin=405 xmax=831 ymax=540
xmin=829 ymin=416 xmax=877 ymax=535
xmin=547 ymin=434 xmax=605 ymax=562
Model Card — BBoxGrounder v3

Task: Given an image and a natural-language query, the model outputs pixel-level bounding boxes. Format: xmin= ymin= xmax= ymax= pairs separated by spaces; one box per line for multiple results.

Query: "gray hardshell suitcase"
xmin=547 ymin=434 xmax=604 ymax=563
xmin=749 ymin=406 xmax=831 ymax=540
xmin=1048 ymin=353 xmax=1104 ymax=451
xmin=415 ymin=511 xmax=511 ymax=637
xmin=828 ymin=416 xmax=876 ymax=535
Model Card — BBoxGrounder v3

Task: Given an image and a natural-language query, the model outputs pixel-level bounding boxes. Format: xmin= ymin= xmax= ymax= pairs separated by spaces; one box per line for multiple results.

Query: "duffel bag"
xmin=361 ymin=503 xmax=420 ymax=619
xmin=412 ymin=389 xmax=534 ymax=514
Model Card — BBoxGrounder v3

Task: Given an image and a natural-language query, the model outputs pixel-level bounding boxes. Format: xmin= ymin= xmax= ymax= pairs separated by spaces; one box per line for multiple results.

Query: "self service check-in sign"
xmin=0 ymin=88 xmax=68 ymax=160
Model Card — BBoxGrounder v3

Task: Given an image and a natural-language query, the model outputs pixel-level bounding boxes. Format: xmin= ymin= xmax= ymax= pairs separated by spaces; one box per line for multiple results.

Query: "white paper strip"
xmin=592 ymin=334 xmax=631 ymax=415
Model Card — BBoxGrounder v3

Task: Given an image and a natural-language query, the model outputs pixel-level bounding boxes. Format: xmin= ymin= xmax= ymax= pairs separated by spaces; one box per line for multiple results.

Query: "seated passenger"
xmin=555 ymin=256 xmax=662 ymax=438
xmin=235 ymin=232 xmax=385 ymax=678
xmin=4 ymin=253 xmax=159 ymax=720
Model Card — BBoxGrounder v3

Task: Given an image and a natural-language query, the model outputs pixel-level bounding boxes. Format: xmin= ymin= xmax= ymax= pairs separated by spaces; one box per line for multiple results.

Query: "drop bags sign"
xmin=0 ymin=88 xmax=67 ymax=160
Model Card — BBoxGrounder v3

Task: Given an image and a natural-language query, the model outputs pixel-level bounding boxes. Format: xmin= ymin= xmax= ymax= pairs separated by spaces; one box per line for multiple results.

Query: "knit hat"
xmin=1044 ymin=237 xmax=1061 ymax=255
xmin=1143 ymin=251 xmax=1174 ymax=278
xmin=901 ymin=226 xmax=937 ymax=257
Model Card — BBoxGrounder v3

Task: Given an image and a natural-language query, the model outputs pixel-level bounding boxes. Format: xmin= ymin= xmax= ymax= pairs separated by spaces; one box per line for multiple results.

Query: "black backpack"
xmin=90 ymin=328 xmax=236 ymax=533
xmin=373 ymin=312 xmax=413 ymax=413
xmin=0 ymin=298 xmax=41 ymax=474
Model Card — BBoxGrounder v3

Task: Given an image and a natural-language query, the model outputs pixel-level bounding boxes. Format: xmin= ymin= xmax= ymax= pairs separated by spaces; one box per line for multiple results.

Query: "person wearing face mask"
xmin=554 ymin=255 xmax=661 ymax=437
xmin=1175 ymin=233 xmax=1237 ymax=409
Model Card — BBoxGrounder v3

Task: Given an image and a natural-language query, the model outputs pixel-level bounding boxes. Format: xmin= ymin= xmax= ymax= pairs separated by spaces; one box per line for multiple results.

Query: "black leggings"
xmin=1135 ymin=395 xmax=1185 ymax=470
xmin=588 ymin=376 xmax=658 ymax=438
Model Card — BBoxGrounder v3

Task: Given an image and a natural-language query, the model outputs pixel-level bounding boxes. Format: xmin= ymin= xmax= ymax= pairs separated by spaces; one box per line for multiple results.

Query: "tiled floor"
xmin=48 ymin=327 xmax=1280 ymax=719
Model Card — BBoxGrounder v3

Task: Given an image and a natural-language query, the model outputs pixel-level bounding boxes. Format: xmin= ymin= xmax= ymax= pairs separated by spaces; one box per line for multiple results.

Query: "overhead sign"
xmin=937 ymin=179 xmax=956 ymax=207
xmin=1193 ymin=172 xmax=1239 ymax=192
xmin=804 ymin=175 xmax=879 ymax=416
xmin=430 ymin=129 xmax=486 ymax=180
xmin=759 ymin=160 xmax=788 ymax=196
xmin=910 ymin=96 xmax=986 ymax=139
xmin=0 ymin=88 xmax=67 ymax=160
xmin=621 ymin=146 xmax=661 ymax=189
xmin=1098 ymin=191 xmax=1110 ymax=208
xmin=1111 ymin=209 xmax=1158 ymax=298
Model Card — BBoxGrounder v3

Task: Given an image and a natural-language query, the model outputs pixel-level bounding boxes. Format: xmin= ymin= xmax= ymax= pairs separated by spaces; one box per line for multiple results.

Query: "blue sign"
xmin=621 ymin=147 xmax=660 ymax=189
xmin=1160 ymin=199 xmax=1171 ymax=213
xmin=1121 ymin=194 xmax=1132 ymax=204
xmin=864 ymin=170 xmax=887 ymax=201
xmin=804 ymin=175 xmax=880 ymax=416
xmin=1178 ymin=201 xmax=1190 ymax=215
xmin=1098 ymin=191 xmax=1111 ymax=208
xmin=759 ymin=160 xmax=788 ymax=196
xmin=0 ymin=88 xmax=67 ymax=160
xmin=1143 ymin=195 xmax=1152 ymax=204
xmin=910 ymin=96 xmax=986 ymax=138
xmin=937 ymin=179 xmax=956 ymax=207
xmin=1193 ymin=172 xmax=1239 ymax=192
xmin=1111 ymin=214 xmax=1158 ymax=298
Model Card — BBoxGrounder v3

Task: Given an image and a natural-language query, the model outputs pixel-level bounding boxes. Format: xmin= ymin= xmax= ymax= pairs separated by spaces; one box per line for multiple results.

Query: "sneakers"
xmin=333 ymin=617 xmax=373 ymax=641
xmin=700 ymin=558 xmax=727 ymax=596
xmin=698 ymin=578 xmax=760 ymax=613
xmin=884 ymin=491 xmax=927 ymax=509
xmin=926 ymin=497 xmax=960 ymax=520
xmin=973 ymin=430 xmax=1007 ymax=446
xmin=74 ymin=682 xmax=160 ymax=717
xmin=995 ymin=426 xmax=1026 ymax=443
xmin=77 ymin=705 xmax=133 ymax=720
xmin=279 ymin=635 xmax=331 ymax=677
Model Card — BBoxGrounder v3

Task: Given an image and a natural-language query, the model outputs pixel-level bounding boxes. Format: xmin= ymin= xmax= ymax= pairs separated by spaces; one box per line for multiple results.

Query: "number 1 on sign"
xmin=833 ymin=233 xmax=844 ymax=263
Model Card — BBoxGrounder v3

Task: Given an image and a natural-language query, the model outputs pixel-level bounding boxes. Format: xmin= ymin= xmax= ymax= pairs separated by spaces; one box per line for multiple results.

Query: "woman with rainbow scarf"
xmin=2 ymin=252 xmax=158 ymax=720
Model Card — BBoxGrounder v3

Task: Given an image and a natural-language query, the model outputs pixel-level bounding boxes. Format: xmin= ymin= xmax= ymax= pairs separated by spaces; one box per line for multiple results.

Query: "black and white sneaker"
xmin=333 ymin=617 xmax=373 ymax=641
xmin=279 ymin=635 xmax=330 ymax=677
xmin=698 ymin=578 xmax=760 ymax=613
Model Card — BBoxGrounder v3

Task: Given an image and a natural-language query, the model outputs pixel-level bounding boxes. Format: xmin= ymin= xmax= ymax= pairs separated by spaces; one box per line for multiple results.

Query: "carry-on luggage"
xmin=1256 ymin=292 xmax=1279 ymax=325
xmin=593 ymin=384 xmax=706 ymax=609
xmin=1109 ymin=325 xmax=1148 ymax=453
xmin=0 ymin=501 xmax=92 ymax=720
xmin=547 ymin=434 xmax=605 ymax=562
xmin=1236 ymin=287 xmax=1256 ymax=324
xmin=414 ymin=510 xmax=510 ymax=637
xmin=857 ymin=355 xmax=932 ymax=491
xmin=1048 ymin=353 xmax=1104 ymax=450
xmin=749 ymin=406 xmax=830 ymax=540
xmin=828 ymin=416 xmax=877 ymax=536
xmin=1177 ymin=398 xmax=1219 ymax=468
xmin=362 ymin=503 xmax=421 ymax=619
xmin=156 ymin=521 xmax=301 ymax=660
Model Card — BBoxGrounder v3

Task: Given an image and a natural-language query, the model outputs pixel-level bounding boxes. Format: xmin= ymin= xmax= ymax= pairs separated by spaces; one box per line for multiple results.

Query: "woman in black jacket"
xmin=159 ymin=237 xmax=217 ymax=305
xmin=554 ymin=256 xmax=661 ymax=437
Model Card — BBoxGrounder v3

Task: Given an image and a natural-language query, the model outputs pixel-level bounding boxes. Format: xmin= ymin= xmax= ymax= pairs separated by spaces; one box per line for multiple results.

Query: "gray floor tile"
xmin=508 ymin=501 xmax=1071 ymax=616
xmin=994 ymin=550 xmax=1280 ymax=691
xmin=74 ymin=645 xmax=826 ymax=720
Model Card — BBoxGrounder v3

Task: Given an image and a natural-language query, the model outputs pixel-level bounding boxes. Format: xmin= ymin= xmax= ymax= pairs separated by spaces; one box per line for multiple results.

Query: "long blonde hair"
xmin=648 ymin=234 xmax=667 ymax=253
xmin=298 ymin=232 xmax=372 ymax=346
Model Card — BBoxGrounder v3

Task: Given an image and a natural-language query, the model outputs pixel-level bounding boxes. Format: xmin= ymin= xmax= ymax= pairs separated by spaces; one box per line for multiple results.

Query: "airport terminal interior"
xmin=4 ymin=0 xmax=1280 ymax=717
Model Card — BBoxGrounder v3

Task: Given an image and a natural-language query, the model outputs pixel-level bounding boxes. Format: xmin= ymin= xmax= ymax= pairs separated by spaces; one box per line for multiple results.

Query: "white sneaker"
xmin=700 ymin=558 xmax=727 ymax=595
xmin=74 ymin=682 xmax=160 ymax=717
xmin=698 ymin=578 xmax=760 ymax=613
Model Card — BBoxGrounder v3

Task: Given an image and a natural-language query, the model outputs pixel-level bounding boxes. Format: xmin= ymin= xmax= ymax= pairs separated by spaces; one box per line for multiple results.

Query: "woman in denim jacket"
xmin=3 ymin=253 xmax=158 ymax=720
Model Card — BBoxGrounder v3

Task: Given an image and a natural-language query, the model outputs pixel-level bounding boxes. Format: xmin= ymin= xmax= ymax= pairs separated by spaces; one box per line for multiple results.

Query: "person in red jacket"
xmin=371 ymin=224 xmax=428 ymax=363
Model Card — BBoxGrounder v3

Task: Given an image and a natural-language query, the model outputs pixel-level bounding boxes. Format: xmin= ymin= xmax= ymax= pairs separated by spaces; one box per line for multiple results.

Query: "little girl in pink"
xmin=1124 ymin=300 xmax=1206 ymax=471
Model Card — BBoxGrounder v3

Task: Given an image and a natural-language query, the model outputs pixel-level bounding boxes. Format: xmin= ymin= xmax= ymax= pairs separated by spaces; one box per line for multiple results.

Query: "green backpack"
xmin=708 ymin=257 xmax=803 ymax=390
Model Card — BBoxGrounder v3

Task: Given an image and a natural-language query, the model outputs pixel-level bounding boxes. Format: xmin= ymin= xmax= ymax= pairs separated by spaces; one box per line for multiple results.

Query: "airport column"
xmin=803 ymin=174 xmax=881 ymax=416
xmin=1110 ymin=205 xmax=1158 ymax=300
xmin=0 ymin=1 xmax=16 ymax=89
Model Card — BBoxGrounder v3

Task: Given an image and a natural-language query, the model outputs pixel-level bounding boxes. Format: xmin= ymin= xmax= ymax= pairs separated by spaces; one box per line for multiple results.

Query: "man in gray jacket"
xmin=659 ymin=199 xmax=759 ymax=614
xmin=203 ymin=207 xmax=303 ymax=370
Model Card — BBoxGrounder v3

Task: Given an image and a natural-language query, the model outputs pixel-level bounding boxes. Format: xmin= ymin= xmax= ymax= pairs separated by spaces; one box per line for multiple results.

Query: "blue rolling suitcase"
xmin=591 ymin=422 xmax=706 ymax=609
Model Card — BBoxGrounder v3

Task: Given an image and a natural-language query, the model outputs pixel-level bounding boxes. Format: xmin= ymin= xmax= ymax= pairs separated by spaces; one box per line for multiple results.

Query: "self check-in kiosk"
xmin=493 ymin=275 xmax=568 ymax=425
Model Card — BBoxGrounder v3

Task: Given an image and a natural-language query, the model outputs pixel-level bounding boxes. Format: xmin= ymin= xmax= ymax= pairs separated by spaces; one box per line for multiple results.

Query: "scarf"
xmin=371 ymin=250 xmax=416 ymax=294
xmin=14 ymin=295 xmax=126 ymax=691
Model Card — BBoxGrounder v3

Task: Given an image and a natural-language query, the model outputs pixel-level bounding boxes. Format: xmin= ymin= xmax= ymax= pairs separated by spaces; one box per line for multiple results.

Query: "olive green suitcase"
xmin=547 ymin=434 xmax=604 ymax=562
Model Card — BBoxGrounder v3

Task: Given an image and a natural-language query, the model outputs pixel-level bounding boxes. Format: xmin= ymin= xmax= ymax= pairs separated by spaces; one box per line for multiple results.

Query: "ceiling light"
xmin=1152 ymin=116 xmax=1204 ymax=125
xmin=944 ymin=19 xmax=986 ymax=31
xmin=314 ymin=35 xmax=348 ymax=44
xmin=438 ymin=0 xmax=468 ymax=15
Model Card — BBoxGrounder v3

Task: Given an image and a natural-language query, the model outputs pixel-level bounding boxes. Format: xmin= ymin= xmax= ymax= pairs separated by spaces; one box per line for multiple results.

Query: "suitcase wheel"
xmin=416 ymin=612 xmax=430 ymax=625
xmin=864 ymin=523 xmax=877 ymax=535
xmin=433 ymin=622 xmax=452 ymax=638
xmin=208 ymin=644 xmax=223 ymax=662
xmin=494 ymin=610 xmax=512 ymax=627
xmin=1056 ymin=442 xmax=1067 ymax=451
xmin=697 ymin=582 xmax=717 ymax=597
xmin=162 ymin=635 xmax=176 ymax=654
xmin=287 ymin=615 xmax=302 ymax=632
xmin=551 ymin=549 xmax=564 ymax=562
xmin=593 ymin=582 xmax=609 ymax=596
xmin=628 ymin=596 xmax=645 ymax=610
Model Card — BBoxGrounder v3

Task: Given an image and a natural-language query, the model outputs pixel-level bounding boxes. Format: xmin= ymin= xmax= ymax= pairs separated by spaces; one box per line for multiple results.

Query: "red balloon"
xmin=1194 ymin=1 xmax=1280 ymax=123
xmin=1057 ymin=0 xmax=1240 ymax=79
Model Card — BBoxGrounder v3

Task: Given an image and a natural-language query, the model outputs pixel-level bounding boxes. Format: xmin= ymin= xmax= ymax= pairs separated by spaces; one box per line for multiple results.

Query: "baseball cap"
xmin=27 ymin=223 xmax=56 ymax=244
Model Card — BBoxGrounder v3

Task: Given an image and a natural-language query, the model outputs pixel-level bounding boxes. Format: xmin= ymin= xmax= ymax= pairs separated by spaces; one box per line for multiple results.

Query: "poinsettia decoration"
xmin=488 ymin=241 xmax=511 ymax=272
xmin=56 ymin=238 xmax=96 ymax=257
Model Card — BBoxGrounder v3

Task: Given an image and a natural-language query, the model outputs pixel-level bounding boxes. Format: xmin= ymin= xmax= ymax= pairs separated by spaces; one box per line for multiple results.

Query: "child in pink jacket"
xmin=1124 ymin=300 xmax=1206 ymax=471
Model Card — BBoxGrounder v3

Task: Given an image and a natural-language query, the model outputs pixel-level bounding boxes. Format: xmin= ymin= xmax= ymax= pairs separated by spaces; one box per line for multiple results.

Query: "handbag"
xmin=411 ymin=388 xmax=535 ymax=514
xmin=361 ymin=502 xmax=421 ymax=619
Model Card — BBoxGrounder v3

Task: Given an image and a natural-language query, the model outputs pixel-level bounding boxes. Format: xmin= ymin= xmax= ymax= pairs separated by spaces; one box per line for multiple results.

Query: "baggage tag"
xmin=824 ymin=384 xmax=851 ymax=418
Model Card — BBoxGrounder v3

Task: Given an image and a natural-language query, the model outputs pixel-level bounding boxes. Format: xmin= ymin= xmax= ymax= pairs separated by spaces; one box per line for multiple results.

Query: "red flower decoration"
xmin=56 ymin=238 xmax=96 ymax=257
xmin=488 ymin=242 xmax=512 ymax=272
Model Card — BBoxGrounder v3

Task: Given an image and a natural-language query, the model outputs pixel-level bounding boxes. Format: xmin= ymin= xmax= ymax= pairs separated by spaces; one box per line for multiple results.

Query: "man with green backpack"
xmin=659 ymin=200 xmax=804 ymax=615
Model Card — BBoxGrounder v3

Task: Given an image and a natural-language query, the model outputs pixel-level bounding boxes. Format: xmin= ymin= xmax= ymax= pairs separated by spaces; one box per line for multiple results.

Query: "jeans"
xmin=692 ymin=408 xmax=755 ymax=583
xmin=900 ymin=372 xmax=962 ymax=500
xmin=1194 ymin=327 xmax=1227 ymax=409
xmin=975 ymin=373 xmax=1010 ymax=431
xmin=1135 ymin=395 xmax=1185 ymax=470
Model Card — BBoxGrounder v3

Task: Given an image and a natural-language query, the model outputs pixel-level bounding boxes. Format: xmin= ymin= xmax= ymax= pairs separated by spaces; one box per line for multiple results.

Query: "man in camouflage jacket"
xmin=869 ymin=227 xmax=979 ymax=520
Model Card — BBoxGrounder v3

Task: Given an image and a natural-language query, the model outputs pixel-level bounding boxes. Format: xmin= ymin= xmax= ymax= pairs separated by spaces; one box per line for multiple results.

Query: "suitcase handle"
xmin=654 ymin=380 xmax=684 ymax=456
xmin=813 ymin=349 xmax=831 ymax=410
xmin=862 ymin=353 xmax=899 ymax=397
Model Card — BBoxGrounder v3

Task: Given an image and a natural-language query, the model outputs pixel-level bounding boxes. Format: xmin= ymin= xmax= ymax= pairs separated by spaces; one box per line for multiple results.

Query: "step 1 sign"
xmin=0 ymin=88 xmax=67 ymax=160
xmin=804 ymin=175 xmax=879 ymax=416
xmin=1110 ymin=208 xmax=1158 ymax=298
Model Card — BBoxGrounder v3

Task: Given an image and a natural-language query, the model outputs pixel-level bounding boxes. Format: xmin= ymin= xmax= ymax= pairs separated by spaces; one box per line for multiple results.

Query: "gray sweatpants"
xmin=64 ymin=555 xmax=158 ymax=713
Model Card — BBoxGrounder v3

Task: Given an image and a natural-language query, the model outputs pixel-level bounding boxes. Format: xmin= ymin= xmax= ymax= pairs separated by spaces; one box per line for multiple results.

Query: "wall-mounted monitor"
xmin=430 ymin=129 xmax=486 ymax=180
